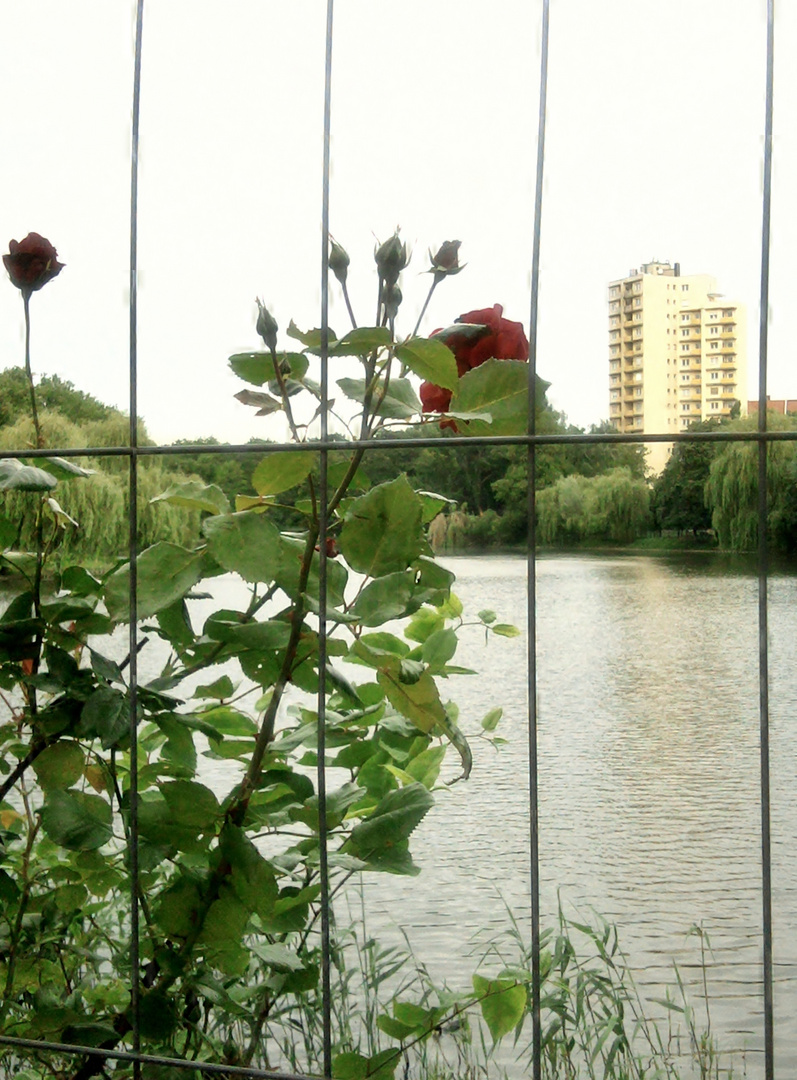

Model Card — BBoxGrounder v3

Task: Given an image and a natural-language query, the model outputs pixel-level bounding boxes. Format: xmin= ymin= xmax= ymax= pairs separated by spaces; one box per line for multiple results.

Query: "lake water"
xmin=328 ymin=553 xmax=797 ymax=1077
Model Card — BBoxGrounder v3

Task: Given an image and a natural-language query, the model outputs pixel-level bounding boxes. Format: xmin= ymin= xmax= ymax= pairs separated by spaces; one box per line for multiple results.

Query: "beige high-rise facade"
xmin=608 ymin=260 xmax=747 ymax=473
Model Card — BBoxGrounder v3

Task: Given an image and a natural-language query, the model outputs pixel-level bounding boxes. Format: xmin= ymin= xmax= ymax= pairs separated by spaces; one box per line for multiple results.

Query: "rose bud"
xmin=255 ymin=298 xmax=278 ymax=352
xmin=429 ymin=240 xmax=462 ymax=278
xmin=4 ymin=233 xmax=64 ymax=296
xmin=329 ymin=238 xmax=350 ymax=286
xmin=374 ymin=231 xmax=408 ymax=287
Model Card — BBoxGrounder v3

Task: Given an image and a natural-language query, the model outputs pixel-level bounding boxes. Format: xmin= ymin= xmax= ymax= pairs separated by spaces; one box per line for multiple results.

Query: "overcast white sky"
xmin=0 ymin=1 xmax=794 ymax=445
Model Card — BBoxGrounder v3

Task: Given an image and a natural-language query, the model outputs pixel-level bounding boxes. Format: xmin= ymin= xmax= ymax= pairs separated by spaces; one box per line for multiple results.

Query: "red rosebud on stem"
xmin=4 ymin=233 xmax=64 ymax=296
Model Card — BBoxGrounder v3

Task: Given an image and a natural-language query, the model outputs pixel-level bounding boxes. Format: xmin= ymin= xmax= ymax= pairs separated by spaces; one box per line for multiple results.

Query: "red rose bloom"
xmin=4 ymin=233 xmax=64 ymax=295
xmin=419 ymin=381 xmax=452 ymax=413
xmin=419 ymin=304 xmax=529 ymax=416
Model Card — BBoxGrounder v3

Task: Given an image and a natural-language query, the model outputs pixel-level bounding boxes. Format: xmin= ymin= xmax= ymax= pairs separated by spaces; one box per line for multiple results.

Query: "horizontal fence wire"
xmin=4 ymin=425 xmax=797 ymax=465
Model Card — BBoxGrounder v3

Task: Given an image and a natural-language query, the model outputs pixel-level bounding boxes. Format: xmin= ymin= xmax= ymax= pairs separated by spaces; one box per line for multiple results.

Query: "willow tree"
xmin=705 ymin=414 xmax=797 ymax=553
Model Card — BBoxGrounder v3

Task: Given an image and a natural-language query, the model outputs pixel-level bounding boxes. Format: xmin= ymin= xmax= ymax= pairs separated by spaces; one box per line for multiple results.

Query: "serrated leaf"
xmin=150 ymin=480 xmax=230 ymax=516
xmin=348 ymin=783 xmax=433 ymax=854
xmin=251 ymin=451 xmax=315 ymax=496
xmin=79 ymin=686 xmax=128 ymax=749
xmin=340 ymin=477 xmax=424 ymax=578
xmin=336 ymin=377 xmax=422 ymax=420
xmin=104 ymin=543 xmax=205 ymax=622
xmin=228 ymin=350 xmax=309 ymax=386
xmin=329 ymin=326 xmax=391 ymax=355
xmin=395 ymin=337 xmax=458 ymax=390
xmin=287 ymin=321 xmax=338 ymax=351
xmin=40 ymin=790 xmax=113 ymax=851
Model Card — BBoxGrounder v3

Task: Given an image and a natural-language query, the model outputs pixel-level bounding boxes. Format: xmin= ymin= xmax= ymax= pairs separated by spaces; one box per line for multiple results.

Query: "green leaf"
xmin=251 ymin=451 xmax=315 ymax=496
xmin=220 ymin=825 xmax=278 ymax=918
xmin=421 ymin=628 xmax=457 ymax=672
xmin=472 ymin=975 xmax=527 ymax=1042
xmin=203 ymin=512 xmax=284 ymax=583
xmin=154 ymin=876 xmax=203 ymax=937
xmin=137 ymin=991 xmax=179 ymax=1040
xmin=150 ymin=480 xmax=230 ymax=516
xmin=79 ymin=687 xmax=128 ymax=749
xmin=478 ymin=609 xmax=497 ymax=625
xmin=492 ymin=623 xmax=521 ymax=638
xmin=40 ymin=790 xmax=113 ymax=851
xmin=336 ymin=377 xmax=422 ymax=420
xmin=377 ymin=663 xmax=447 ymax=734
xmin=340 ymin=477 xmax=424 ymax=578
xmin=395 ymin=337 xmax=458 ymax=390
xmin=418 ymin=490 xmax=455 ymax=524
xmin=32 ymin=741 xmax=85 ymax=790
xmin=330 ymin=326 xmax=392 ymax=355
xmin=450 ymin=361 xmax=544 ymax=436
xmin=350 ymin=571 xmax=417 ymax=627
xmin=205 ymin=616 xmax=292 ymax=652
xmin=347 ymin=782 xmax=433 ymax=860
xmin=193 ymin=675 xmax=235 ymax=700
xmin=42 ymin=456 xmax=95 ymax=479
xmin=234 ymin=388 xmax=282 ymax=414
xmin=199 ymin=705 xmax=258 ymax=737
xmin=287 ymin=321 xmax=338 ymax=351
xmin=481 ymin=707 xmax=503 ymax=731
xmin=62 ymin=566 xmax=102 ymax=596
xmin=406 ymin=745 xmax=446 ymax=789
xmin=228 ymin=350 xmax=309 ymax=385
xmin=0 ymin=513 xmax=16 ymax=549
xmin=0 ymin=459 xmax=57 ymax=491
xmin=161 ymin=780 xmax=221 ymax=828
xmin=104 ymin=543 xmax=205 ymax=621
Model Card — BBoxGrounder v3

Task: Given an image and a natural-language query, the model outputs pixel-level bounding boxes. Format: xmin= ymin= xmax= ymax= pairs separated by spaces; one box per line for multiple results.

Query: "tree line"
xmin=2 ymin=366 xmax=795 ymax=559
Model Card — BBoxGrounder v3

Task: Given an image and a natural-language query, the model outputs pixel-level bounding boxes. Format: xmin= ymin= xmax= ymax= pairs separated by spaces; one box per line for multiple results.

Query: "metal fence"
xmin=0 ymin=1 xmax=784 ymax=1078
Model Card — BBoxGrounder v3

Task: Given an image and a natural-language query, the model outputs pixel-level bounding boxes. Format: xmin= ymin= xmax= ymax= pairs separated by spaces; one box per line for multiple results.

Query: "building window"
xmin=710 ymin=342 xmax=719 ymax=350
xmin=710 ymin=327 xmax=719 ymax=335
xmin=682 ymin=284 xmax=689 ymax=291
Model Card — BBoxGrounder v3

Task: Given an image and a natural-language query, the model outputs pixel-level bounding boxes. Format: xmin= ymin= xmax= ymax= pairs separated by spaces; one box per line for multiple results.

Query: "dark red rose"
xmin=4 ymin=233 xmax=64 ymax=295
xmin=443 ymin=304 xmax=529 ymax=370
xmin=420 ymin=380 xmax=452 ymax=413
xmin=419 ymin=304 xmax=529 ymax=423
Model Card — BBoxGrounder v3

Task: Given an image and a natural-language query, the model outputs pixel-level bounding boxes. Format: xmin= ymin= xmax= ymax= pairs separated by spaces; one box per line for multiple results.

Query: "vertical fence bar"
xmin=527 ymin=2 xmax=550 ymax=1077
xmin=127 ymin=2 xmax=145 ymax=1074
xmin=316 ymin=2 xmax=335 ymax=1076
xmin=757 ymin=2 xmax=775 ymax=1076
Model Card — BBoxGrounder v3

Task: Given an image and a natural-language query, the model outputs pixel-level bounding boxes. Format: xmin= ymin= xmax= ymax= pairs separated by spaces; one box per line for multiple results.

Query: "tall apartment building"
xmin=608 ymin=260 xmax=747 ymax=473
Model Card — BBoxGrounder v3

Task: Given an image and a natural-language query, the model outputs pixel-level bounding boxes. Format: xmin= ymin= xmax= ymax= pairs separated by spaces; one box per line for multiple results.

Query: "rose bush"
xmin=420 ymin=302 xmax=529 ymax=414
xmin=3 ymin=232 xmax=65 ymax=295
